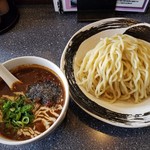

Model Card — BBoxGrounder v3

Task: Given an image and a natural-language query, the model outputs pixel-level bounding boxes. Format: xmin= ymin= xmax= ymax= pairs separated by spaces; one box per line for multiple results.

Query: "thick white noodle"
xmin=76 ymin=34 xmax=150 ymax=103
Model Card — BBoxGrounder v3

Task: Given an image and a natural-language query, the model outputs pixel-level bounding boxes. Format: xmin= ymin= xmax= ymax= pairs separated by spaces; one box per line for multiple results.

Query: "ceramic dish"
xmin=0 ymin=56 xmax=69 ymax=145
xmin=60 ymin=17 xmax=150 ymax=128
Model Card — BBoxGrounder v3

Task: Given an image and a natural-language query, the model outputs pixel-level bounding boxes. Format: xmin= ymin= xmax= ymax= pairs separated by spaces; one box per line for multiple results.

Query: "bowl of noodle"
xmin=60 ymin=17 xmax=150 ymax=128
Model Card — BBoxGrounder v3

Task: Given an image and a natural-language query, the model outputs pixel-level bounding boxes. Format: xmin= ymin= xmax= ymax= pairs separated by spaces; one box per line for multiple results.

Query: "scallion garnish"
xmin=1 ymin=95 xmax=34 ymax=128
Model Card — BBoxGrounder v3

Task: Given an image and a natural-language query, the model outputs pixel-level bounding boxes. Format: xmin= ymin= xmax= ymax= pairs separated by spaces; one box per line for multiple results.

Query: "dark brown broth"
xmin=0 ymin=64 xmax=65 ymax=141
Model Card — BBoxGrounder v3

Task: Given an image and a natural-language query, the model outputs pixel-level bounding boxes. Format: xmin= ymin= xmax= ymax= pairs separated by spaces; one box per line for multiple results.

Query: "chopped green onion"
xmin=12 ymin=120 xmax=24 ymax=127
xmin=10 ymin=107 xmax=15 ymax=112
xmin=1 ymin=95 xmax=34 ymax=128
xmin=22 ymin=116 xmax=29 ymax=124
xmin=15 ymin=112 xmax=21 ymax=121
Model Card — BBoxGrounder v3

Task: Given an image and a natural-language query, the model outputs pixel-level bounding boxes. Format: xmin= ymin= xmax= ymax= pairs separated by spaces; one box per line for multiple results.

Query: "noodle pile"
xmin=76 ymin=34 xmax=150 ymax=103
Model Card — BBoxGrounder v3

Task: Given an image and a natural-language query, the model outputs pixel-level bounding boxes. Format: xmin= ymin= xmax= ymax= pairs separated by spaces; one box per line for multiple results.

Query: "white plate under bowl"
xmin=60 ymin=17 xmax=150 ymax=128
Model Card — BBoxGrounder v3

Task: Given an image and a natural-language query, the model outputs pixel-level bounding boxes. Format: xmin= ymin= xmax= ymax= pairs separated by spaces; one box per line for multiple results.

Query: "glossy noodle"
xmin=76 ymin=34 xmax=150 ymax=103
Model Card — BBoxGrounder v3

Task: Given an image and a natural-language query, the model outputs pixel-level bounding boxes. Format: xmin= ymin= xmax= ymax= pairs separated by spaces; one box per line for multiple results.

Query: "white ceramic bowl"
xmin=0 ymin=56 xmax=69 ymax=145
xmin=60 ymin=17 xmax=150 ymax=128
